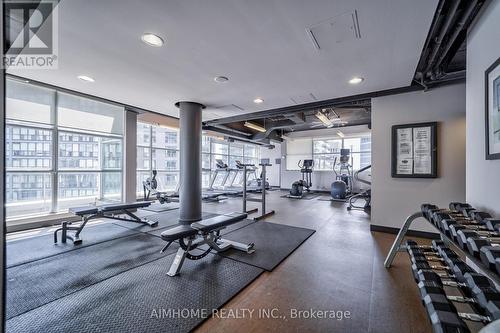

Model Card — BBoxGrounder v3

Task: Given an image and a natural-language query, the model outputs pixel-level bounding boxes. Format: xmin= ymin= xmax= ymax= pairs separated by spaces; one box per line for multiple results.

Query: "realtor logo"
xmin=3 ymin=0 xmax=58 ymax=69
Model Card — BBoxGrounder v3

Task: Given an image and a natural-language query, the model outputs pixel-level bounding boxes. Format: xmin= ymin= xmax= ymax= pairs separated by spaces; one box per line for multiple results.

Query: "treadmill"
xmin=206 ymin=159 xmax=243 ymax=196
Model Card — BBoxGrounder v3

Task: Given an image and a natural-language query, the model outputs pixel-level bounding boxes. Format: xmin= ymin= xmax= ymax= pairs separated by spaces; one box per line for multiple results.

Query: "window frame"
xmin=5 ymin=79 xmax=124 ymax=220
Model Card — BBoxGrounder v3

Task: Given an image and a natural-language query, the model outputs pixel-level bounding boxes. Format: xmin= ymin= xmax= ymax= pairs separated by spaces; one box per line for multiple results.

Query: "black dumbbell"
xmin=422 ymin=204 xmax=439 ymax=221
xmin=470 ymin=211 xmax=493 ymax=224
xmin=484 ymin=219 xmax=500 ymax=233
xmin=417 ymin=270 xmax=500 ymax=318
xmin=449 ymin=202 xmax=472 ymax=212
xmin=455 ymin=229 xmax=500 ymax=252
xmin=424 ymin=293 xmax=499 ymax=333
xmin=479 ymin=246 xmax=500 ymax=273
xmin=464 ymin=273 xmax=500 ymax=313
xmin=432 ymin=212 xmax=467 ymax=227
xmin=465 ymin=234 xmax=500 ymax=258
xmin=449 ymin=223 xmax=491 ymax=242
xmin=423 ymin=293 xmax=470 ymax=333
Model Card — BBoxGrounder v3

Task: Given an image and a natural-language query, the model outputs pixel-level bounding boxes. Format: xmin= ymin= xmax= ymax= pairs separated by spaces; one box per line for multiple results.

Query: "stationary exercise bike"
xmin=288 ymin=159 xmax=314 ymax=199
xmin=347 ymin=165 xmax=371 ymax=211
xmin=143 ymin=170 xmax=177 ymax=204
xmin=331 ymin=149 xmax=354 ymax=200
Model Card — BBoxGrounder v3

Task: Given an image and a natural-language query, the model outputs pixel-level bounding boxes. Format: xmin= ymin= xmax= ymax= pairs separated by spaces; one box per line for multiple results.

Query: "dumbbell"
xmin=422 ymin=204 xmax=439 ymax=221
xmin=440 ymin=213 xmax=494 ymax=236
xmin=464 ymin=233 xmax=500 ymax=258
xmin=417 ymin=270 xmax=500 ymax=319
xmin=449 ymin=202 xmax=472 ymax=212
xmin=448 ymin=222 xmax=495 ymax=242
xmin=424 ymin=293 xmax=500 ymax=333
xmin=479 ymin=246 xmax=500 ymax=274
xmin=413 ymin=249 xmax=475 ymax=284
xmin=432 ymin=212 xmax=467 ymax=228
xmin=455 ymin=229 xmax=500 ymax=252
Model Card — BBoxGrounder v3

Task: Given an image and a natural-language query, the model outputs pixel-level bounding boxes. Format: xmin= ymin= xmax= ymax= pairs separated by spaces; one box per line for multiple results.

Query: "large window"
xmin=5 ymin=79 xmax=124 ymax=219
xmin=136 ymin=123 xmax=180 ymax=194
xmin=136 ymin=122 xmax=261 ymax=194
xmin=286 ymin=134 xmax=371 ymax=171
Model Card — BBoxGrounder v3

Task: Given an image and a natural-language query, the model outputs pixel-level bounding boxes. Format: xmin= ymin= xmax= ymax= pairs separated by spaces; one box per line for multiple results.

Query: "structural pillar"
xmin=176 ymin=101 xmax=204 ymax=223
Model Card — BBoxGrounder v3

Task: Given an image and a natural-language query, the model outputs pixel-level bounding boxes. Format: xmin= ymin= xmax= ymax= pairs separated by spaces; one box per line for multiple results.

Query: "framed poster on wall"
xmin=485 ymin=56 xmax=500 ymax=160
xmin=391 ymin=122 xmax=437 ymax=178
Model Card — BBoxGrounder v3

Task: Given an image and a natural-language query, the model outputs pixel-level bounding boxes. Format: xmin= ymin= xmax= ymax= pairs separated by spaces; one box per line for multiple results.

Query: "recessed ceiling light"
xmin=214 ymin=76 xmax=229 ymax=83
xmin=77 ymin=75 xmax=95 ymax=82
xmin=349 ymin=77 xmax=364 ymax=84
xmin=253 ymin=98 xmax=264 ymax=104
xmin=141 ymin=33 xmax=164 ymax=47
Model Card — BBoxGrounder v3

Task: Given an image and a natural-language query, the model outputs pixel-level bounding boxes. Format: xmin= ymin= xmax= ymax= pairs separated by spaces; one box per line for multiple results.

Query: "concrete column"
xmin=176 ymin=101 xmax=204 ymax=223
xmin=124 ymin=110 xmax=137 ymax=203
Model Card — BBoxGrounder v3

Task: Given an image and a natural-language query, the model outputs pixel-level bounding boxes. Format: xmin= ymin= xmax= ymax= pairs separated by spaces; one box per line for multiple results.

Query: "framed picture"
xmin=485 ymin=56 xmax=500 ymax=160
xmin=391 ymin=122 xmax=438 ymax=178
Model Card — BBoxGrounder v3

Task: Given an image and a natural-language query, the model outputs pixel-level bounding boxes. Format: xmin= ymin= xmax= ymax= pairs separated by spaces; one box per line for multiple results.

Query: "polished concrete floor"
xmin=197 ymin=190 xmax=432 ymax=333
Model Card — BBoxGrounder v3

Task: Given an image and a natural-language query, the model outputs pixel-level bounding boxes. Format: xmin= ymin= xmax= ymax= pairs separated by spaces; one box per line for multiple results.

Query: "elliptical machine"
xmin=143 ymin=170 xmax=177 ymax=204
xmin=331 ymin=149 xmax=354 ymax=200
xmin=288 ymin=159 xmax=314 ymax=199
xmin=347 ymin=164 xmax=371 ymax=211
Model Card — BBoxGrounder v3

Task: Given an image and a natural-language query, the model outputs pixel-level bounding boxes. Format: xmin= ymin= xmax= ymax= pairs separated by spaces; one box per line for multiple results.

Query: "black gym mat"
xmin=219 ymin=218 xmax=256 ymax=236
xmin=217 ymin=222 xmax=315 ymax=271
xmin=6 ymin=254 xmax=263 ymax=333
xmin=6 ymin=223 xmax=138 ymax=268
xmin=6 ymin=233 xmax=172 ymax=319
xmin=141 ymin=202 xmax=180 ymax=212
xmin=317 ymin=197 xmax=347 ymax=202
xmin=280 ymin=193 xmax=322 ymax=200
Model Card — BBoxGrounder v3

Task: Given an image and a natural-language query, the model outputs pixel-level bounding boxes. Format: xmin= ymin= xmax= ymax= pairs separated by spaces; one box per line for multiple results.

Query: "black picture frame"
xmin=391 ymin=122 xmax=438 ymax=178
xmin=485 ymin=56 xmax=500 ymax=160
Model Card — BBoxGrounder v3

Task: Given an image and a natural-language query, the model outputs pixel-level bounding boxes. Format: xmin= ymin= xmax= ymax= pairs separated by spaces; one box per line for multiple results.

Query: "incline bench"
xmin=160 ymin=212 xmax=254 ymax=276
xmin=54 ymin=201 xmax=157 ymax=245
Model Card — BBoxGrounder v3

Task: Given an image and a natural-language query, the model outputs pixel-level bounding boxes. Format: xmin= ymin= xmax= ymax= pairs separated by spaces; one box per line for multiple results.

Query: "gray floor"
xmin=5 ymin=190 xmax=431 ymax=333
xmin=197 ymin=190 xmax=432 ymax=333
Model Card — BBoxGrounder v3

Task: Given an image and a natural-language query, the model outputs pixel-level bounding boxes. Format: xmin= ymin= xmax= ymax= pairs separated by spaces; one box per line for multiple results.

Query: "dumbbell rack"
xmin=384 ymin=211 xmax=500 ymax=289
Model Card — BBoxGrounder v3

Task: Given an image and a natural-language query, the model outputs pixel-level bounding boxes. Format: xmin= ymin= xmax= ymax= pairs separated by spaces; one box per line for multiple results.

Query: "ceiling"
xmin=8 ymin=0 xmax=439 ymax=121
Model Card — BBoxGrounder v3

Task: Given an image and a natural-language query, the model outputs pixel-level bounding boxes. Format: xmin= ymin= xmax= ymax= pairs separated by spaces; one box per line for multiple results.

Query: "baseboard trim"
xmin=370 ymin=224 xmax=440 ymax=239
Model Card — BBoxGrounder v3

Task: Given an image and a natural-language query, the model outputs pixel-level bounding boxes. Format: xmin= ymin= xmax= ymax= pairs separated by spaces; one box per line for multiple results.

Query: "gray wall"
xmin=466 ymin=1 xmax=500 ymax=215
xmin=371 ymin=84 xmax=466 ymax=233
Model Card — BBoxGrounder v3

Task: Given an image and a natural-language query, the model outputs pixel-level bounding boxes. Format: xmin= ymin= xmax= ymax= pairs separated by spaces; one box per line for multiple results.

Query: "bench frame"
xmin=54 ymin=204 xmax=158 ymax=245
xmin=166 ymin=228 xmax=254 ymax=277
xmin=161 ymin=213 xmax=255 ymax=276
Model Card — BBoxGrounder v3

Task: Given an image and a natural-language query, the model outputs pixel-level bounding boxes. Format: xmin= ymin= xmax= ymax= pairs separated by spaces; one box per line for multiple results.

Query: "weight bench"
xmin=54 ymin=201 xmax=158 ymax=245
xmin=160 ymin=212 xmax=254 ymax=276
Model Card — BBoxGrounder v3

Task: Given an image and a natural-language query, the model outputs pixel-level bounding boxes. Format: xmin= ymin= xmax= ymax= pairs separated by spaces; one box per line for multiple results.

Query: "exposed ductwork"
xmin=414 ymin=0 xmax=486 ymax=86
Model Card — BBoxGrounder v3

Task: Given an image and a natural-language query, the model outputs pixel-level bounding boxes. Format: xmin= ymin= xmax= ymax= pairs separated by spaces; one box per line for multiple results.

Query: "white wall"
xmin=280 ymin=125 xmax=371 ymax=192
xmin=260 ymin=143 xmax=282 ymax=187
xmin=371 ymin=84 xmax=466 ymax=233
xmin=466 ymin=1 xmax=500 ymax=215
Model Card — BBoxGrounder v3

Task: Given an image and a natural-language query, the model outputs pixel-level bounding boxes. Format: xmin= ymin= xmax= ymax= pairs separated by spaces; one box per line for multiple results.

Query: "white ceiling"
xmin=8 ymin=0 xmax=438 ymax=120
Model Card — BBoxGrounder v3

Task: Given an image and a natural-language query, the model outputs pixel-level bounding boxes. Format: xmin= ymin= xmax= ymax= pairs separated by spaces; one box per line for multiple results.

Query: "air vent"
xmin=215 ymin=104 xmax=244 ymax=112
xmin=290 ymin=93 xmax=317 ymax=104
xmin=307 ymin=10 xmax=361 ymax=51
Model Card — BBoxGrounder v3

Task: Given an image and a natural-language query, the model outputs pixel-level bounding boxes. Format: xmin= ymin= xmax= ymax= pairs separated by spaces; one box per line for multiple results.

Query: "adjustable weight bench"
xmin=160 ymin=212 xmax=254 ymax=276
xmin=54 ymin=201 xmax=157 ymax=245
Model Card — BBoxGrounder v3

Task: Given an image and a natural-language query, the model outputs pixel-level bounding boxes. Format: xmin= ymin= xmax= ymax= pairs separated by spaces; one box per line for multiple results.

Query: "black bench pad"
xmin=191 ymin=212 xmax=247 ymax=232
xmin=160 ymin=212 xmax=247 ymax=241
xmin=69 ymin=201 xmax=151 ymax=216
xmin=69 ymin=206 xmax=99 ymax=216
xmin=160 ymin=225 xmax=197 ymax=242
xmin=100 ymin=201 xmax=151 ymax=212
